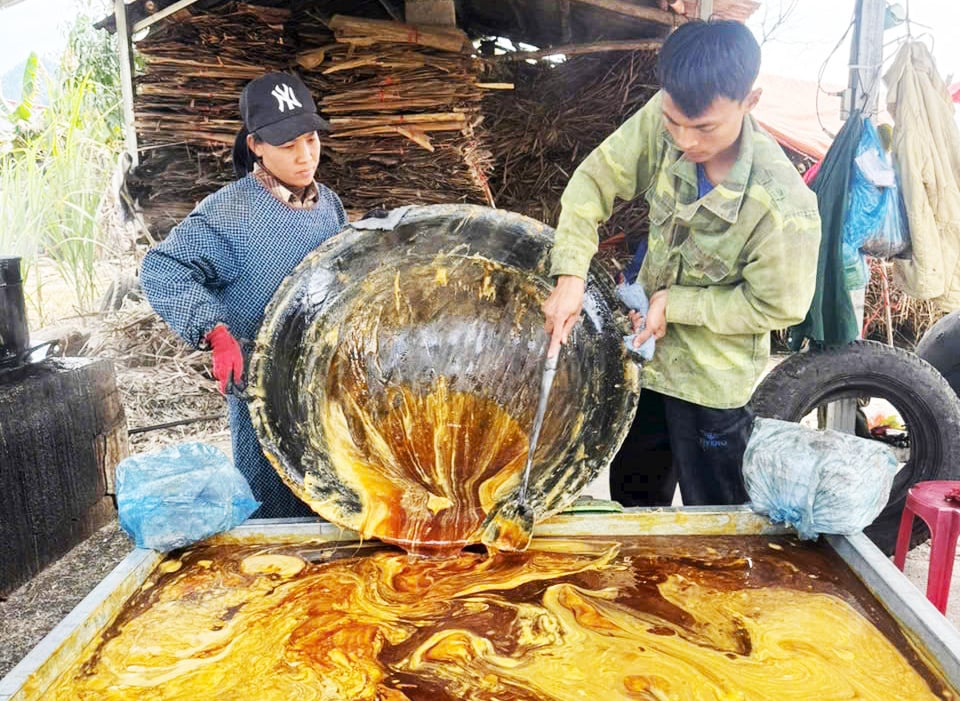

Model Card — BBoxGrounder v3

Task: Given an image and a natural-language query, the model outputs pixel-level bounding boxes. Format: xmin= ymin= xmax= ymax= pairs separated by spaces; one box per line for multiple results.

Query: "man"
xmin=542 ymin=20 xmax=821 ymax=507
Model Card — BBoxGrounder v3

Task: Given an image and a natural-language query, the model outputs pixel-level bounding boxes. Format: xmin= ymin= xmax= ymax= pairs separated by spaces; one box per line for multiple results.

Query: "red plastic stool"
xmin=893 ymin=481 xmax=960 ymax=614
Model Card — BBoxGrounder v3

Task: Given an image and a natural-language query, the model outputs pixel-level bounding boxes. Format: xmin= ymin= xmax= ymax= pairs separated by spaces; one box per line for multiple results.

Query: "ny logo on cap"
xmin=271 ymin=83 xmax=302 ymax=112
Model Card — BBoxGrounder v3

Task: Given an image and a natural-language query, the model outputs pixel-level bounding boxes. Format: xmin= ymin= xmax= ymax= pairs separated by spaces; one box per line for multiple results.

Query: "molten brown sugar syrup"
xmin=49 ymin=535 xmax=956 ymax=700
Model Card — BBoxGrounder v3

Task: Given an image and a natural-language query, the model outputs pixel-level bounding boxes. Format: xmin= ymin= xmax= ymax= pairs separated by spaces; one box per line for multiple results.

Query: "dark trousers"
xmin=609 ymin=390 xmax=752 ymax=507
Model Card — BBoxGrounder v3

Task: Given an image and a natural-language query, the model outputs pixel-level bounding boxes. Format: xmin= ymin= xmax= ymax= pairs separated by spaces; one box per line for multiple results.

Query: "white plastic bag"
xmin=742 ymin=418 xmax=898 ymax=540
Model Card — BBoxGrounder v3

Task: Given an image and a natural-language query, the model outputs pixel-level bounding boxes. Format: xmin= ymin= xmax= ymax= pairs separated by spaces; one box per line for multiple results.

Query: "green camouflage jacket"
xmin=551 ymin=92 xmax=821 ymax=408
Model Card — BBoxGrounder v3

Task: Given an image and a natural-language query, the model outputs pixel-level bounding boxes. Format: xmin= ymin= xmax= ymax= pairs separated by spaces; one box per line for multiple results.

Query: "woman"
xmin=141 ymin=72 xmax=347 ymax=518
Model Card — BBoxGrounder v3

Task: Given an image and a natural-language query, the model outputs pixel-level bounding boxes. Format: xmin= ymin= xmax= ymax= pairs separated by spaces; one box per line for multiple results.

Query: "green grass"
xmin=0 ymin=72 xmax=120 ymax=323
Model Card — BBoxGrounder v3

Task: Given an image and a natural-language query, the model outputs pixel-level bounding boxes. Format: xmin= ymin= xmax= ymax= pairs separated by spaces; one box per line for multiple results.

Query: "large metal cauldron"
xmin=248 ymin=205 xmax=639 ymax=553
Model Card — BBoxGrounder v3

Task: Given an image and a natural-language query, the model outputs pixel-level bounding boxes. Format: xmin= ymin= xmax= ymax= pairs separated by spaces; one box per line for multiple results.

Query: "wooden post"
xmin=845 ymin=0 xmax=886 ymax=118
xmin=114 ymin=0 xmax=139 ymax=167
xmin=404 ymin=0 xmax=456 ymax=26
xmin=699 ymin=0 xmax=714 ymax=20
xmin=560 ymin=0 xmax=572 ymax=42
xmin=0 ymin=359 xmax=128 ymax=596
xmin=827 ymin=0 xmax=887 ymax=429
xmin=825 ymin=400 xmax=859 ymax=435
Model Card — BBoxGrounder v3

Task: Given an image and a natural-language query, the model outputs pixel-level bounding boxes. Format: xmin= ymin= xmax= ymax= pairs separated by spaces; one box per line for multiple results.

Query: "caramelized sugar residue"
xmin=47 ymin=537 xmax=954 ymax=701
xmin=316 ymin=378 xmax=528 ymax=554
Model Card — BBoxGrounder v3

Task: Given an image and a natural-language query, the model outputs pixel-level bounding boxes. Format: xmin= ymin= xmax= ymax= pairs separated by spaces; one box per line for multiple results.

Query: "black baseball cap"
xmin=239 ymin=72 xmax=330 ymax=145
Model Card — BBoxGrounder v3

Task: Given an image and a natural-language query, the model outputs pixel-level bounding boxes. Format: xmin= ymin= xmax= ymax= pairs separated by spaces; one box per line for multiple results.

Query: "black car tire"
xmin=750 ymin=341 xmax=960 ymax=554
xmin=916 ymin=311 xmax=960 ymax=397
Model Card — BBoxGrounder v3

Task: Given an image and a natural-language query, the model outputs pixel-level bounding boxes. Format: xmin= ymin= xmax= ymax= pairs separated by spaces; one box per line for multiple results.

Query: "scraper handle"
xmin=519 ymin=352 xmax=560 ymax=502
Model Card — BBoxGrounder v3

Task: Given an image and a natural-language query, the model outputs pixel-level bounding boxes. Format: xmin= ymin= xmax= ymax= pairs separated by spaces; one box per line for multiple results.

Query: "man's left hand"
xmin=633 ymin=289 xmax=668 ymax=347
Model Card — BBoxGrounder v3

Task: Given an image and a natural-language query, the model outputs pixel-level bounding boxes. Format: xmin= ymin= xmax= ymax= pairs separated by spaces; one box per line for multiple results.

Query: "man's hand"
xmin=206 ymin=324 xmax=244 ymax=395
xmin=543 ymin=275 xmax=585 ymax=358
xmin=633 ymin=289 xmax=668 ymax=348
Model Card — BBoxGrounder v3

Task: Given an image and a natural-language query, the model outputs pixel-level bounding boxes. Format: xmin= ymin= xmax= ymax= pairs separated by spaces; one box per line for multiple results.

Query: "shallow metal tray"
xmin=2 ymin=507 xmax=958 ymax=699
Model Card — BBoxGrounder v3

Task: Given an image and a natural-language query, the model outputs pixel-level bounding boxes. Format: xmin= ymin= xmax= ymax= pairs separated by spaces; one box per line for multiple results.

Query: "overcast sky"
xmin=747 ymin=0 xmax=958 ymax=88
xmin=1 ymin=1 xmax=957 ymax=91
xmin=0 ymin=0 xmax=82 ymax=75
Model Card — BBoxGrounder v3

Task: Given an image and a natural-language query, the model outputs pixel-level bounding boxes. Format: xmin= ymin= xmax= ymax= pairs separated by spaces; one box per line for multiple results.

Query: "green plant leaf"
xmin=12 ymin=52 xmax=40 ymax=123
xmin=21 ymin=52 xmax=39 ymax=104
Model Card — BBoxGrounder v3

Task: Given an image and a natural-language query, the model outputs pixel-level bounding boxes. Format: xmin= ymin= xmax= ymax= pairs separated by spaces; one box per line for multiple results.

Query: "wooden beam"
xmin=559 ymin=0 xmax=572 ymax=43
xmin=132 ymin=0 xmax=202 ymax=33
xmin=328 ymin=15 xmax=468 ymax=53
xmin=570 ymin=0 xmax=685 ymax=25
xmin=496 ymin=39 xmax=663 ymax=62
xmin=115 ymin=0 xmax=139 ymax=167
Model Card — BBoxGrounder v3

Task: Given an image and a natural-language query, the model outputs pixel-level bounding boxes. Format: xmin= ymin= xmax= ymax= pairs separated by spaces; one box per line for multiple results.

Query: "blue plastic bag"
xmin=116 ymin=442 xmax=260 ymax=552
xmin=742 ymin=418 xmax=898 ymax=540
xmin=842 ymin=119 xmax=909 ymax=273
xmin=617 ymin=281 xmax=656 ymax=361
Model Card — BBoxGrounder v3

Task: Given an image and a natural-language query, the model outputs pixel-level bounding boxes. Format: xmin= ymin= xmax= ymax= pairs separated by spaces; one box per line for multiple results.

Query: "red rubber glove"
xmin=205 ymin=324 xmax=244 ymax=395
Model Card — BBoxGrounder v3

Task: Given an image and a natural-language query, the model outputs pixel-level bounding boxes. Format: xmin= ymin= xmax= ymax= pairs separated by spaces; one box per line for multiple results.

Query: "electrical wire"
xmin=815 ymin=5 xmax=856 ymax=137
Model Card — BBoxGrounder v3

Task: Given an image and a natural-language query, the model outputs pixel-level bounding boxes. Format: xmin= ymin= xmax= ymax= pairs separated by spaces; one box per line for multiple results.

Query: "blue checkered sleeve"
xmin=141 ymin=212 xmax=240 ymax=348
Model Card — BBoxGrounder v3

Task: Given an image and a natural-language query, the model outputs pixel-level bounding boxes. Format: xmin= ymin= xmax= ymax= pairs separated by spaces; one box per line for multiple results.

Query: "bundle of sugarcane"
xmin=863 ymin=257 xmax=945 ymax=347
xmin=134 ymin=3 xmax=291 ymax=147
xmin=483 ymin=49 xmax=660 ymax=267
xmin=126 ymin=145 xmax=234 ymax=239
xmin=325 ymin=14 xmax=468 ymax=51
xmin=297 ymin=14 xmax=497 ymax=210
xmin=317 ymin=133 xmax=494 ymax=216
xmin=129 ymin=2 xmax=293 ymax=237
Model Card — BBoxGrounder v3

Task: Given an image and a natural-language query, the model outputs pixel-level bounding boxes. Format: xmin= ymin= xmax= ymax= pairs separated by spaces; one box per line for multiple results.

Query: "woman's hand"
xmin=206 ymin=324 xmax=245 ymax=394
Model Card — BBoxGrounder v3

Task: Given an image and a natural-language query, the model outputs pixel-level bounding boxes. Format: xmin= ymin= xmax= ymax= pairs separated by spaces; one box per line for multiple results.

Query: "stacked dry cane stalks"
xmin=299 ymin=14 xmax=498 ymax=214
xmin=134 ymin=3 xmax=290 ymax=146
xmin=863 ymin=257 xmax=945 ymax=348
xmin=484 ymin=50 xmax=660 ymax=270
xmin=128 ymin=3 xmax=291 ymax=238
xmin=124 ymin=4 xmax=666 ymax=247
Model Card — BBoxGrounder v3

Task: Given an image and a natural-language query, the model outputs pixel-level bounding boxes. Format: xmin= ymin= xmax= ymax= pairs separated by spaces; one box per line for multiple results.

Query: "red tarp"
xmin=752 ymin=74 xmax=844 ymax=160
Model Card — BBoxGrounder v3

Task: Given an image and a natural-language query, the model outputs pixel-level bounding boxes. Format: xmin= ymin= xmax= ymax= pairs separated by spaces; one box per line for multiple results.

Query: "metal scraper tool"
xmin=480 ymin=350 xmax=560 ymax=552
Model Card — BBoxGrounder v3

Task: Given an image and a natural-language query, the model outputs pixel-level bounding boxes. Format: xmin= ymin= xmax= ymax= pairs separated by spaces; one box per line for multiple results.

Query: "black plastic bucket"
xmin=0 ymin=257 xmax=29 ymax=368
